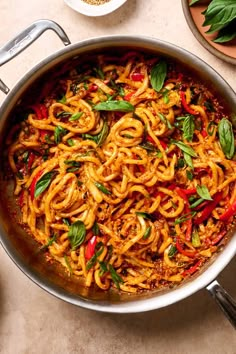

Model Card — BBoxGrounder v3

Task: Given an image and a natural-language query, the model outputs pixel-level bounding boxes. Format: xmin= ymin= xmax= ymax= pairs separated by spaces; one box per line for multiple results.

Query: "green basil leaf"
xmin=186 ymin=170 xmax=194 ymax=181
xmin=99 ymin=261 xmax=108 ymax=276
xmin=140 ymin=142 xmax=158 ymax=152
xmin=40 ymin=233 xmax=57 ymax=251
xmin=56 ymin=111 xmax=72 ymax=118
xmin=184 ymin=152 xmax=194 ymax=170
xmin=64 ymin=160 xmax=81 ymax=167
xmin=214 ymin=21 xmax=236 ymax=43
xmin=150 ymin=60 xmax=167 ymax=92
xmin=69 ymin=112 xmax=84 ymax=121
xmin=203 ymin=0 xmax=236 ymax=32
xmin=68 ymin=220 xmax=86 ymax=250
xmin=168 ymin=244 xmax=177 ymax=258
xmin=94 ymin=181 xmax=111 ymax=195
xmin=108 ymin=264 xmax=123 ymax=290
xmin=93 ymin=100 xmax=134 ymax=112
xmin=54 ymin=125 xmax=67 ymax=144
xmin=183 ymin=115 xmax=195 ymax=141
xmin=34 ymin=171 xmax=56 ymax=198
xmin=143 ymin=226 xmax=151 ymax=240
xmin=136 ymin=211 xmax=154 ymax=221
xmin=58 ymin=95 xmax=67 ymax=104
xmin=218 ymin=118 xmax=235 ymax=159
xmin=196 ymin=185 xmax=212 ymax=201
xmin=171 ymin=140 xmax=197 ymax=157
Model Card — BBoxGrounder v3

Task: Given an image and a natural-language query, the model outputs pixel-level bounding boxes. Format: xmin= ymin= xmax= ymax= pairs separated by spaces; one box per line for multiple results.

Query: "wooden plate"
xmin=181 ymin=0 xmax=236 ymax=65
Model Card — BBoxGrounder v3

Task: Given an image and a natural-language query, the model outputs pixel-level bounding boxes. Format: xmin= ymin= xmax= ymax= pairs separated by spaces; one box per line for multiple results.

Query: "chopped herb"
xmin=69 ymin=112 xmax=84 ymax=121
xmin=140 ymin=142 xmax=157 ymax=152
xmin=123 ymin=134 xmax=134 ymax=139
xmin=99 ymin=261 xmax=108 ymax=276
xmin=168 ymin=244 xmax=177 ymax=258
xmin=40 ymin=233 xmax=57 ymax=251
xmin=94 ymin=181 xmax=111 ymax=195
xmin=176 ymin=158 xmax=185 ymax=168
xmin=158 ymin=112 xmax=173 ymax=130
xmin=108 ymin=264 xmax=124 ymax=290
xmin=82 ymin=120 xmax=109 ymax=146
xmin=207 ymin=121 xmax=216 ymax=136
xmin=92 ymin=221 xmax=100 ymax=236
xmin=162 ymin=88 xmax=170 ymax=104
xmin=64 ymin=255 xmax=73 ymax=275
xmin=67 ymin=139 xmax=75 ymax=146
xmin=156 ymin=151 xmax=163 ymax=158
xmin=62 ymin=218 xmax=71 ymax=226
xmin=56 ymin=111 xmax=72 ymax=118
xmin=94 ymin=67 xmax=104 ymax=79
xmin=22 ymin=151 xmax=29 ymax=163
xmin=58 ymin=96 xmax=67 ymax=104
xmin=175 ymin=211 xmax=197 ymax=225
xmin=136 ymin=211 xmax=154 ymax=221
xmin=77 ymin=180 xmax=83 ymax=186
xmin=143 ymin=226 xmax=152 ymax=240
xmin=186 ymin=170 xmax=194 ymax=181
xmin=190 ymin=198 xmax=204 ymax=209
xmin=54 ymin=125 xmax=67 ymax=144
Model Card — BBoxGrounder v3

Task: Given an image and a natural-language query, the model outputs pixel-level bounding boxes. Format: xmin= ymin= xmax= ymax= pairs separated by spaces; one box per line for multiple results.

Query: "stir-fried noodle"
xmin=7 ymin=51 xmax=236 ymax=293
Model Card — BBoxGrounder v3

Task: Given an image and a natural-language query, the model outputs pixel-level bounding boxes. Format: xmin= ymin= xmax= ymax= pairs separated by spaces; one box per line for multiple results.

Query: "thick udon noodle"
xmin=7 ymin=51 xmax=236 ymax=293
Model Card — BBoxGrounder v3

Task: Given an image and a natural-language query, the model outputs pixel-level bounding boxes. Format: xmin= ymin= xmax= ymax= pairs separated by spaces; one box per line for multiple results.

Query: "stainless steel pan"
xmin=0 ymin=20 xmax=235 ymax=326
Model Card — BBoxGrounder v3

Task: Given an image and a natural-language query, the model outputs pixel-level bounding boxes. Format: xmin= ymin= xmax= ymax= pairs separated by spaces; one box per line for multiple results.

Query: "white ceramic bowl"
xmin=64 ymin=0 xmax=127 ymax=16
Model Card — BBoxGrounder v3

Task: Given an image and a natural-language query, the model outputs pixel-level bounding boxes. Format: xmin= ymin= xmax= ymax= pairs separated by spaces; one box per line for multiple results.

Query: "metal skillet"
xmin=0 ymin=20 xmax=235 ymax=326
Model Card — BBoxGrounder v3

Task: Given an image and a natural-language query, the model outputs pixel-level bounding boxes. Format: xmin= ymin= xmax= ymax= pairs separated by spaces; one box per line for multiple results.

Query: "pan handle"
xmin=0 ymin=19 xmax=71 ymax=94
xmin=206 ymin=280 xmax=236 ymax=329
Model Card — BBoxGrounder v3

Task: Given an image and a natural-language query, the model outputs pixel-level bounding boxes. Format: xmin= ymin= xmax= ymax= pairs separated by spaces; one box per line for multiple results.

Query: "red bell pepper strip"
xmin=175 ymin=238 xmax=196 ymax=258
xmin=131 ymin=72 xmax=144 ymax=81
xmin=219 ymin=201 xmax=236 ymax=222
xmin=185 ymin=218 xmax=193 ymax=242
xmin=29 ymin=170 xmax=44 ymax=200
xmin=201 ymin=128 xmax=207 ymax=138
xmin=182 ymin=259 xmax=202 ymax=276
xmin=31 ymin=104 xmax=48 ymax=119
xmin=146 ymin=136 xmax=168 ymax=150
xmin=178 ymin=187 xmax=197 ymax=196
xmin=194 ymin=192 xmax=222 ymax=225
xmin=88 ymin=84 xmax=98 ymax=92
xmin=147 ymin=135 xmax=155 ymax=144
xmin=180 ymin=91 xmax=198 ymax=116
xmin=124 ymin=92 xmax=135 ymax=101
xmin=211 ymin=230 xmax=227 ymax=245
xmin=176 ymin=187 xmax=188 ymax=202
xmin=85 ymin=236 xmax=97 ymax=260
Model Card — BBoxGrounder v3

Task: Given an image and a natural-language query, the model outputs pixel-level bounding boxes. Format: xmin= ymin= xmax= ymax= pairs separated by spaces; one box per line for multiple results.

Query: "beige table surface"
xmin=0 ymin=1 xmax=236 ymax=353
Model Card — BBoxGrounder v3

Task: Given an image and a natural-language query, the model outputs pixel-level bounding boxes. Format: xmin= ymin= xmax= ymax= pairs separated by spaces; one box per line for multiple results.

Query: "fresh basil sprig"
xmin=196 ymin=185 xmax=212 ymax=201
xmin=150 ymin=60 xmax=167 ymax=92
xmin=68 ymin=220 xmax=86 ymax=250
xmin=93 ymin=100 xmax=134 ymax=112
xmin=202 ymin=0 xmax=236 ymax=43
xmin=218 ymin=118 xmax=235 ymax=159
xmin=35 ymin=170 xmax=56 ymax=198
